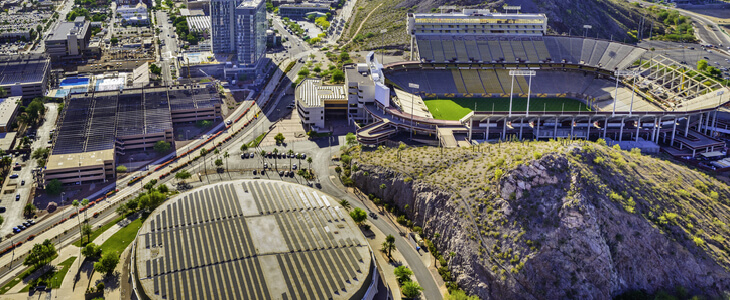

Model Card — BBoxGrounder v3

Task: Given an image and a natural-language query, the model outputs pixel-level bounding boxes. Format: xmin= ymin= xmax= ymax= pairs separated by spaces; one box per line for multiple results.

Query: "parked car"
xmin=15 ymin=194 xmax=20 ymax=201
xmin=292 ymin=164 xmax=297 ymax=170
xmin=225 ymin=120 xmax=232 ymax=125
xmin=21 ymin=180 xmax=25 ymax=186
xmin=249 ymin=152 xmax=255 ymax=158
xmin=279 ymin=171 xmax=284 ymax=176
xmin=0 ymin=207 xmax=6 ymax=213
xmin=9 ymin=174 xmax=18 ymax=179
xmin=12 ymin=227 xmax=20 ymax=233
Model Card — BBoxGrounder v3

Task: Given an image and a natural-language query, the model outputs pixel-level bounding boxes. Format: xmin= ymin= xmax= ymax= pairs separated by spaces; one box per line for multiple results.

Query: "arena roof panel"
xmin=135 ymin=180 xmax=372 ymax=300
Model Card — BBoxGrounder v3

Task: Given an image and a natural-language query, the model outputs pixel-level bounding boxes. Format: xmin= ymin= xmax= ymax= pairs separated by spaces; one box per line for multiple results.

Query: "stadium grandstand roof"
xmin=0 ymin=54 xmax=50 ymax=86
xmin=415 ymin=35 xmax=645 ymax=70
xmin=134 ymin=180 xmax=373 ymax=300
xmin=53 ymin=85 xmax=218 ymax=155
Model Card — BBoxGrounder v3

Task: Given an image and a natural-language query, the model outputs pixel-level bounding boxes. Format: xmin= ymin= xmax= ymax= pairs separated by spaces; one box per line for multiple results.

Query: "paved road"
xmin=155 ymin=11 xmax=179 ymax=83
xmin=677 ymin=7 xmax=730 ymax=47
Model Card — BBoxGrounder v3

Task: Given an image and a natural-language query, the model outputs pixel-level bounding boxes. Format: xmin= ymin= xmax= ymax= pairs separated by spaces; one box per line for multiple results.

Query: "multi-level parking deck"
xmin=134 ymin=180 xmax=374 ymax=300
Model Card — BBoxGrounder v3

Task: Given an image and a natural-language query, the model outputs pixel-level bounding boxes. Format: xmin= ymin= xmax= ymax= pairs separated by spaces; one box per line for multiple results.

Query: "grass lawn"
xmin=19 ymin=256 xmax=76 ymax=292
xmin=73 ymin=214 xmax=127 ymax=247
xmin=423 ymin=97 xmax=591 ymax=120
xmin=99 ymin=217 xmax=144 ymax=256
xmin=0 ymin=254 xmax=60 ymax=294
xmin=247 ymin=132 xmax=267 ymax=148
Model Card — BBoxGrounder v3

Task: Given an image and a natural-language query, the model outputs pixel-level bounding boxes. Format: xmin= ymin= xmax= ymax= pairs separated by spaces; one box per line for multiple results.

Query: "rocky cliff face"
xmin=352 ymin=147 xmax=730 ymax=299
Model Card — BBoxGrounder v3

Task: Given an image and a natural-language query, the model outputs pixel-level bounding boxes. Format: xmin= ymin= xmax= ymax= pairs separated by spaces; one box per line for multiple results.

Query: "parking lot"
xmin=639 ymin=40 xmax=730 ymax=78
xmin=0 ymin=103 xmax=59 ymax=237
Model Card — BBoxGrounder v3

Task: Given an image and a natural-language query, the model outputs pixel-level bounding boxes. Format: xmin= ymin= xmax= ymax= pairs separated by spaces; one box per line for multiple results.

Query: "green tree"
xmin=143 ymin=179 xmax=157 ymax=191
xmin=332 ymin=69 xmax=345 ymax=83
xmin=94 ymin=253 xmax=119 ymax=275
xmin=81 ymin=223 xmax=92 ymax=244
xmin=23 ymin=203 xmax=36 ymax=217
xmin=81 ymin=243 xmax=102 ymax=259
xmin=157 ymin=184 xmax=169 ymax=194
xmin=45 ymin=179 xmax=64 ymax=196
xmin=394 ymin=265 xmax=412 ymax=285
xmin=215 ymin=158 xmax=223 ymax=169
xmin=345 ymin=132 xmax=357 ymax=146
xmin=175 ymin=170 xmax=191 ymax=185
xmin=23 ymin=239 xmax=56 ymax=269
xmin=397 ymin=142 xmax=406 ymax=160
xmin=149 ymin=63 xmax=162 ymax=75
xmin=274 ymin=132 xmax=285 ymax=145
xmin=698 ymin=59 xmax=708 ymax=71
xmin=401 ymin=281 xmax=423 ymax=299
xmin=153 ymin=140 xmax=171 ymax=154
xmin=110 ymin=37 xmax=118 ymax=45
xmin=240 ymin=144 xmax=248 ymax=152
xmin=116 ymin=165 xmax=127 ymax=173
xmin=0 ymin=87 xmax=6 ymax=97
xmin=382 ymin=234 xmax=396 ymax=261
xmin=349 ymin=207 xmax=367 ymax=226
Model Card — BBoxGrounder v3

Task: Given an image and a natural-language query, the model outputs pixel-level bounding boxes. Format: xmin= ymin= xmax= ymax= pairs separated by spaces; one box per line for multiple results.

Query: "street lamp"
xmin=612 ymin=70 xmax=638 ymax=116
xmin=507 ymin=70 xmax=536 ymax=117
xmin=380 ymin=29 xmax=388 ymax=63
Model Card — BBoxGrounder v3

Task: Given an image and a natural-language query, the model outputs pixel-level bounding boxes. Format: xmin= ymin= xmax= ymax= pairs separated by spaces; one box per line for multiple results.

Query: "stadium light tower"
xmin=508 ymin=70 xmax=536 ymax=117
xmin=612 ymin=70 xmax=638 ymax=117
xmin=408 ymin=83 xmax=420 ymax=140
xmin=583 ymin=25 xmax=592 ymax=38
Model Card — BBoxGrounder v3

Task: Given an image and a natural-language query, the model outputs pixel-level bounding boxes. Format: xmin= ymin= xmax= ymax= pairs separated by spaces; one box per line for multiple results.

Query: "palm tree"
xmin=287 ymin=149 xmax=294 ymax=169
xmin=72 ymin=200 xmax=82 ymax=241
xmin=260 ymin=150 xmax=266 ymax=168
xmin=307 ymin=156 xmax=313 ymax=172
xmin=81 ymin=198 xmax=89 ymax=220
xmin=273 ymin=148 xmax=279 ymax=170
xmin=339 ymin=199 xmax=351 ymax=211
xmin=223 ymin=151 xmax=230 ymax=174
xmin=199 ymin=149 xmax=208 ymax=183
xmin=382 ymin=234 xmax=396 ymax=261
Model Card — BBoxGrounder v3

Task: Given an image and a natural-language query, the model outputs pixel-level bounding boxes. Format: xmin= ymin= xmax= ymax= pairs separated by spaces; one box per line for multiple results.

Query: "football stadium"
xmin=348 ymin=9 xmax=730 ymax=159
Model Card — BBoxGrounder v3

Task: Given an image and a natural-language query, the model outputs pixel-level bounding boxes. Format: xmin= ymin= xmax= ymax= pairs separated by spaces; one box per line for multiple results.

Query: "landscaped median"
xmin=19 ymin=256 xmax=76 ymax=292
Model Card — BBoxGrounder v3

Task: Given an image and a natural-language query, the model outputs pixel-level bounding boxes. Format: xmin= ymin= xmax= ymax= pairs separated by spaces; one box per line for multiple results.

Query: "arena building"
xmin=132 ymin=180 xmax=382 ymax=300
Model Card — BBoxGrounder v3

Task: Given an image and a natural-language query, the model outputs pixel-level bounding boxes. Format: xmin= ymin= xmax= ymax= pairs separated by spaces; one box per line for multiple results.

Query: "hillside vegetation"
xmin=351 ymin=140 xmax=730 ymax=299
xmin=340 ymin=0 xmax=676 ymax=51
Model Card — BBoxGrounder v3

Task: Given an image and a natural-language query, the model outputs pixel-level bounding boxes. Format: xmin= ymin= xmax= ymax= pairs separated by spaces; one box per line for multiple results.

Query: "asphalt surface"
xmin=0 ymin=103 xmax=58 ymax=237
xmin=156 ymin=11 xmax=180 ymax=83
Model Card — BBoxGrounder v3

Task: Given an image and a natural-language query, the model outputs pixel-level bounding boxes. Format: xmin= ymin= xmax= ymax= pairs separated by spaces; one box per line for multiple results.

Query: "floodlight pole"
xmin=526 ymin=74 xmax=533 ymax=117
xmin=613 ymin=74 xmax=619 ymax=117
xmin=408 ymin=83 xmax=420 ymax=140
xmin=509 ymin=74 xmax=515 ymax=117
xmin=629 ymin=73 xmax=636 ymax=116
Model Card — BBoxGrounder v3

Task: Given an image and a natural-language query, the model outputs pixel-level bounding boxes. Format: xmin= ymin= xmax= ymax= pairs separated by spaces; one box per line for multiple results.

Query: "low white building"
xmin=117 ymin=2 xmax=148 ymax=25
xmin=295 ymin=78 xmax=346 ymax=131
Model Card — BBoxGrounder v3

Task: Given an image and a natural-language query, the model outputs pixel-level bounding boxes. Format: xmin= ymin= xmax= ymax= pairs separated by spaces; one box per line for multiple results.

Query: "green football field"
xmin=423 ymin=97 xmax=591 ymax=120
